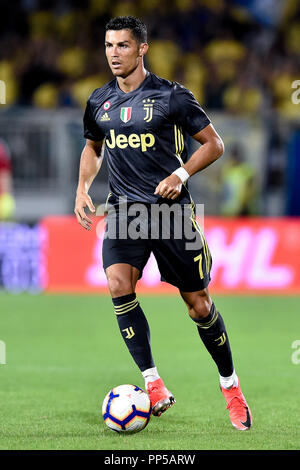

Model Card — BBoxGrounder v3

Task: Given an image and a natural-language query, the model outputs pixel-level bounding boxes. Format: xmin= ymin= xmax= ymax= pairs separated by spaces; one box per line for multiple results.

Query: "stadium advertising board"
xmin=40 ymin=216 xmax=300 ymax=295
xmin=1 ymin=217 xmax=299 ymax=294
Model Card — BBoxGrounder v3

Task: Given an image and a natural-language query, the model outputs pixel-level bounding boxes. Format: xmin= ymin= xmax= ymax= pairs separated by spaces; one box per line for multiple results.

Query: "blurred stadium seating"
xmin=0 ymin=0 xmax=299 ymax=293
xmin=0 ymin=0 xmax=299 ymax=217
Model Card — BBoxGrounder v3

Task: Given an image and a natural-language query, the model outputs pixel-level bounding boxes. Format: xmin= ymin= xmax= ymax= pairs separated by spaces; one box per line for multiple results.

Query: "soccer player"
xmin=74 ymin=16 xmax=252 ymax=431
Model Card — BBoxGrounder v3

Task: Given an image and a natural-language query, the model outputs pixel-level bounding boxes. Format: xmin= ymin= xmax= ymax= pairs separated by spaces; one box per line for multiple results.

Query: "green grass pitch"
xmin=0 ymin=292 xmax=299 ymax=450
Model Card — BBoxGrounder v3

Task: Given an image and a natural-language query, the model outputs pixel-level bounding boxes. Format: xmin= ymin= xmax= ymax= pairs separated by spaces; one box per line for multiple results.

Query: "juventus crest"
xmin=143 ymin=99 xmax=155 ymax=122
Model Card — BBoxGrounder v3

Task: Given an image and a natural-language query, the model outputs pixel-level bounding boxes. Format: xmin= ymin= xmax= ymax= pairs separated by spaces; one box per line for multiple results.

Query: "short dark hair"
xmin=105 ymin=16 xmax=147 ymax=44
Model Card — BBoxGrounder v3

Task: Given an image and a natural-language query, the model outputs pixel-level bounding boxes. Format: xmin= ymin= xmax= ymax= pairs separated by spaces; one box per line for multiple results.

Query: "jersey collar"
xmin=115 ymin=71 xmax=150 ymax=96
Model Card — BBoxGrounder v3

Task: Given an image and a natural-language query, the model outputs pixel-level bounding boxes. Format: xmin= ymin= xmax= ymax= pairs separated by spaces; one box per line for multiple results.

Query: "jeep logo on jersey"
xmin=120 ymin=107 xmax=132 ymax=123
xmin=105 ymin=129 xmax=155 ymax=152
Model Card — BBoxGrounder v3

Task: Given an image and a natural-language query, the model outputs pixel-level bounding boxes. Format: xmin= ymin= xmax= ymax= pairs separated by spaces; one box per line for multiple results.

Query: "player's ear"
xmin=139 ymin=42 xmax=148 ymax=57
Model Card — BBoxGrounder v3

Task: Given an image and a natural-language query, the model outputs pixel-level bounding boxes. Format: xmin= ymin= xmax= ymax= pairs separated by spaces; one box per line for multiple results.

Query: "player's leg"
xmin=102 ymin=203 xmax=157 ymax=378
xmin=180 ymin=288 xmax=252 ymax=430
xmin=106 ymin=263 xmax=174 ymax=416
xmin=106 ymin=262 xmax=156 ymax=375
xmin=180 ymin=288 xmax=235 ymax=382
xmin=102 ymin=206 xmax=175 ymax=416
xmin=151 ymin=205 xmax=251 ymax=428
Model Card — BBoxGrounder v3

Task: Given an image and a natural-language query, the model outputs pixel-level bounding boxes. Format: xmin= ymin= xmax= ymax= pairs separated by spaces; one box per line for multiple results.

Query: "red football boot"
xmin=146 ymin=378 xmax=175 ymax=417
xmin=220 ymin=378 xmax=252 ymax=430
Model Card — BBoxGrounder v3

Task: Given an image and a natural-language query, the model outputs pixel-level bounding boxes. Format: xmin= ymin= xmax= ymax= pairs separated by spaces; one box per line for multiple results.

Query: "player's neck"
xmin=116 ymin=65 xmax=148 ymax=94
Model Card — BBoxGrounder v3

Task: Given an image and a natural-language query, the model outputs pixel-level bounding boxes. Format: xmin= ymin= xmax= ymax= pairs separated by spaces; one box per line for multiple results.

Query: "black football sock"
xmin=192 ymin=303 xmax=234 ymax=377
xmin=112 ymin=293 xmax=155 ymax=372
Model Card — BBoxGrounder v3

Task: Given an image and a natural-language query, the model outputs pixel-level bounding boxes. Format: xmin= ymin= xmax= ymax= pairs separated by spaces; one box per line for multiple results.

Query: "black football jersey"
xmin=83 ymin=72 xmax=210 ymax=205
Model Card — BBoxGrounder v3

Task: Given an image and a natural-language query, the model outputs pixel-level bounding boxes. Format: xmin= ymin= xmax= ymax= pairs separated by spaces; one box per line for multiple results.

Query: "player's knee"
xmin=107 ymin=277 xmax=133 ymax=298
xmin=186 ymin=291 xmax=212 ymax=321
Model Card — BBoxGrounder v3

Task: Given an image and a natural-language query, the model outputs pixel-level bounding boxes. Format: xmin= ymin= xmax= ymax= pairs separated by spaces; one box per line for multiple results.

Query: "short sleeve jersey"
xmin=83 ymin=72 xmax=210 ymax=205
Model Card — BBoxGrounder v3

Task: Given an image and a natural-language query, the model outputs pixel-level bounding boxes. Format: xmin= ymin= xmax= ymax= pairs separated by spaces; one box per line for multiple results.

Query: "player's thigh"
xmin=102 ymin=225 xmax=151 ymax=297
xmin=151 ymin=222 xmax=212 ymax=293
xmin=105 ymin=263 xmax=140 ymax=297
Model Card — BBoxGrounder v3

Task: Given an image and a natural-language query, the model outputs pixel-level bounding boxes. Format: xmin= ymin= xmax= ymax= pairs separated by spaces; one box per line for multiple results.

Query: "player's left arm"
xmin=154 ymin=124 xmax=224 ymax=200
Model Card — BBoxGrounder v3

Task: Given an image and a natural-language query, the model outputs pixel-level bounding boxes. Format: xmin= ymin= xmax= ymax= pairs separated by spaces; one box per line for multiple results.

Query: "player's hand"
xmin=74 ymin=191 xmax=95 ymax=230
xmin=154 ymin=174 xmax=182 ymax=200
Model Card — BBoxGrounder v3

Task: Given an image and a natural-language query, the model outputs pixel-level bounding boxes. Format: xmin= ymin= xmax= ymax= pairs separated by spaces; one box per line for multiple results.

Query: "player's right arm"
xmin=74 ymin=139 xmax=103 ymax=230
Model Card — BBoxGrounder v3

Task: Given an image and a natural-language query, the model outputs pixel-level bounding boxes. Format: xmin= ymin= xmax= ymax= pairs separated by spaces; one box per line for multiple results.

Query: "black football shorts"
xmin=102 ymin=201 xmax=212 ymax=292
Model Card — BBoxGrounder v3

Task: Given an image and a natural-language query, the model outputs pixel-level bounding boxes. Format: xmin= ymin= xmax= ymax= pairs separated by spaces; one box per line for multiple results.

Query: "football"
xmin=102 ymin=384 xmax=152 ymax=434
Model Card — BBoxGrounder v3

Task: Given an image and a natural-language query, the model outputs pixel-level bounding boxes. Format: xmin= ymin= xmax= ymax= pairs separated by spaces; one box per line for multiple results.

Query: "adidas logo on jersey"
xmin=100 ymin=112 xmax=110 ymax=121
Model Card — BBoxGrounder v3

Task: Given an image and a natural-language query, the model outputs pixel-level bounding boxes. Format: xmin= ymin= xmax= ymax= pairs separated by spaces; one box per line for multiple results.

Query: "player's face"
xmin=105 ymin=29 xmax=147 ymax=78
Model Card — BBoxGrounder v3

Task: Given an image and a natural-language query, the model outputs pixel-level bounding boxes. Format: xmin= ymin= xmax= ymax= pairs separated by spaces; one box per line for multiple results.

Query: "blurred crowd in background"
xmin=0 ymin=0 xmax=299 ymax=220
xmin=1 ymin=0 xmax=299 ymax=117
